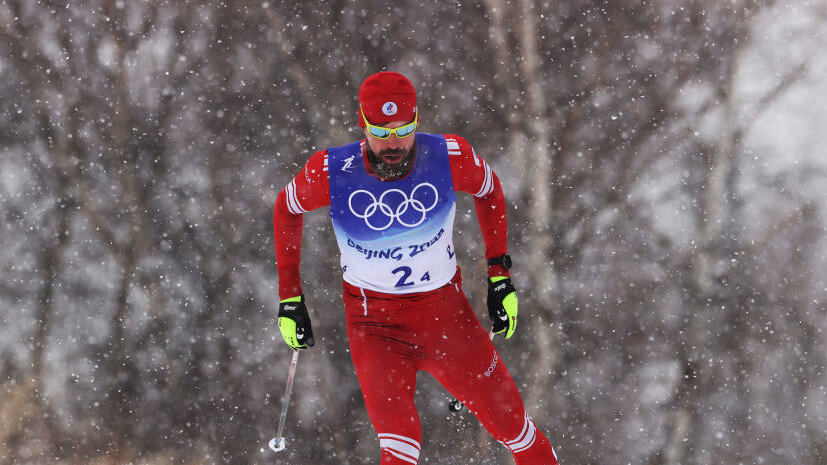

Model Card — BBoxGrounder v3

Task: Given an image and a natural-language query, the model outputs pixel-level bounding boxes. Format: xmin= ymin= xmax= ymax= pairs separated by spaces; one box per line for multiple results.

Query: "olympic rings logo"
xmin=348 ymin=183 xmax=439 ymax=231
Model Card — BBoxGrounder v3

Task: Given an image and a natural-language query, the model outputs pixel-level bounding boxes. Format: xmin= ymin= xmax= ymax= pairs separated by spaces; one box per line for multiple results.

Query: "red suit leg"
xmin=420 ymin=284 xmax=560 ymax=465
xmin=344 ymin=277 xmax=559 ymax=464
xmin=345 ymin=289 xmax=423 ymax=464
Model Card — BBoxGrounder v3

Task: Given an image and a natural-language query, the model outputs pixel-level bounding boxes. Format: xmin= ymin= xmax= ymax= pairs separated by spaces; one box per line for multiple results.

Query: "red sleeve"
xmin=445 ymin=134 xmax=510 ymax=278
xmin=273 ymin=150 xmax=331 ymax=299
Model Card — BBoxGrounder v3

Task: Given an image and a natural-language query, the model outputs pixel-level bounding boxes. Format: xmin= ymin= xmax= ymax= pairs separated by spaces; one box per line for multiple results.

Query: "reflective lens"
xmin=368 ymin=126 xmax=392 ymax=138
xmin=361 ymin=107 xmax=418 ymax=140
xmin=394 ymin=122 xmax=416 ymax=137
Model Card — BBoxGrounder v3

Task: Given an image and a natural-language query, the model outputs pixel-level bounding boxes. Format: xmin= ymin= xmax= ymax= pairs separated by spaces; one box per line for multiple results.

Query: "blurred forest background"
xmin=1 ymin=1 xmax=826 ymax=464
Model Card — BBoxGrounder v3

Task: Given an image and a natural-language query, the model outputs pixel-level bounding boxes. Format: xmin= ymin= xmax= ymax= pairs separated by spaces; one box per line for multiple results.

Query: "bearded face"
xmin=363 ymin=120 xmax=417 ymax=181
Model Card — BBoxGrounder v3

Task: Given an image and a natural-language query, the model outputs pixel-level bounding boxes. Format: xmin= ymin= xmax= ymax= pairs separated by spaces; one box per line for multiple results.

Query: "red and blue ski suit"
xmin=274 ymin=133 xmax=559 ymax=464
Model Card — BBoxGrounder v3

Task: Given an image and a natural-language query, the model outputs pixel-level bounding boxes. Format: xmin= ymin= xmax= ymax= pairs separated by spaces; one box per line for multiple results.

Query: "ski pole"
xmin=448 ymin=330 xmax=495 ymax=413
xmin=269 ymin=349 xmax=300 ymax=452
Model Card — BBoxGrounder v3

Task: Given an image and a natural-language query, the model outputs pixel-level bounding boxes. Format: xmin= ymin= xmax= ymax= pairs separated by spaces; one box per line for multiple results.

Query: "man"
xmin=273 ymin=71 xmax=559 ymax=465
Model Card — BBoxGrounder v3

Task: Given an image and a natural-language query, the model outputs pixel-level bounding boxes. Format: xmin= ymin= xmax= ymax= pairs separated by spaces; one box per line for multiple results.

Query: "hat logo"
xmin=381 ymin=101 xmax=398 ymax=116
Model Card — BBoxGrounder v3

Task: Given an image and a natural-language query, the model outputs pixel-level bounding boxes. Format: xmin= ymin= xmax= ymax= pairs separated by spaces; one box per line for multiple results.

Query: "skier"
xmin=273 ymin=71 xmax=559 ymax=465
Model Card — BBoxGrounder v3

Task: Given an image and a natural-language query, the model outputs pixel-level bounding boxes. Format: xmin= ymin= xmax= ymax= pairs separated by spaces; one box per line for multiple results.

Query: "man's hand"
xmin=277 ymin=295 xmax=315 ymax=350
xmin=487 ymin=277 xmax=517 ymax=339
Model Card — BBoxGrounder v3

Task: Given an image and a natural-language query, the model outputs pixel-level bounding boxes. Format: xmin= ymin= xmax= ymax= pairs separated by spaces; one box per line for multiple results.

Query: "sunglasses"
xmin=361 ymin=107 xmax=418 ymax=139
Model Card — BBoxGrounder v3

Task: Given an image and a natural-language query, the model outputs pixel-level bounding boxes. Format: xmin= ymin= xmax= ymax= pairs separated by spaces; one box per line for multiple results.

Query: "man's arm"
xmin=273 ymin=150 xmax=331 ymax=299
xmin=273 ymin=150 xmax=330 ymax=349
xmin=447 ymin=134 xmax=518 ymax=339
xmin=446 ymin=135 xmax=510 ymax=277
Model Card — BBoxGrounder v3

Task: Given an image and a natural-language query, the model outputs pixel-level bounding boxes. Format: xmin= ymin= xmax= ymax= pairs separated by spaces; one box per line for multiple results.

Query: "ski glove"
xmin=277 ymin=295 xmax=315 ymax=350
xmin=488 ymin=276 xmax=518 ymax=339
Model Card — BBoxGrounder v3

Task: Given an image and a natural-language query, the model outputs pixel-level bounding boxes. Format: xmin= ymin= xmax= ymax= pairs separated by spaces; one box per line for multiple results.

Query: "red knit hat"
xmin=358 ymin=71 xmax=417 ymax=127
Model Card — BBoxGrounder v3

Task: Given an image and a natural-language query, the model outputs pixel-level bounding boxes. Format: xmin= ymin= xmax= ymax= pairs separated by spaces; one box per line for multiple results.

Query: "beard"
xmin=366 ymin=142 xmax=416 ymax=181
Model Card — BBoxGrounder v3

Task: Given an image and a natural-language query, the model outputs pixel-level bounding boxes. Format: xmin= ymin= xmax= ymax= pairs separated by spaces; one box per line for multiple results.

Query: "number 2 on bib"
xmin=391 ymin=266 xmax=431 ymax=288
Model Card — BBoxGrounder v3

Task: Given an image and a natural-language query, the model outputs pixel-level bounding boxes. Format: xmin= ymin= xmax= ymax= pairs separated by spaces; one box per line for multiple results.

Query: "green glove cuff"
xmin=490 ymin=276 xmax=509 ymax=284
xmin=280 ymin=296 xmax=302 ymax=304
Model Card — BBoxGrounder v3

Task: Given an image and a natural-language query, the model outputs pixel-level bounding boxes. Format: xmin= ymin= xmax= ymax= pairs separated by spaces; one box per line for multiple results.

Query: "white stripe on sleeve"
xmin=474 ymin=161 xmax=493 ymax=198
xmin=285 ymin=179 xmax=307 ymax=214
xmin=284 ymin=181 xmax=298 ymax=214
xmin=285 ymin=180 xmax=299 ymax=214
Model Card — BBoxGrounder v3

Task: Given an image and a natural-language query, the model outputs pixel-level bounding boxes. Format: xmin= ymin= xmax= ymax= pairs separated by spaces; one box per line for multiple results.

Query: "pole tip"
xmin=269 ymin=437 xmax=286 ymax=452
